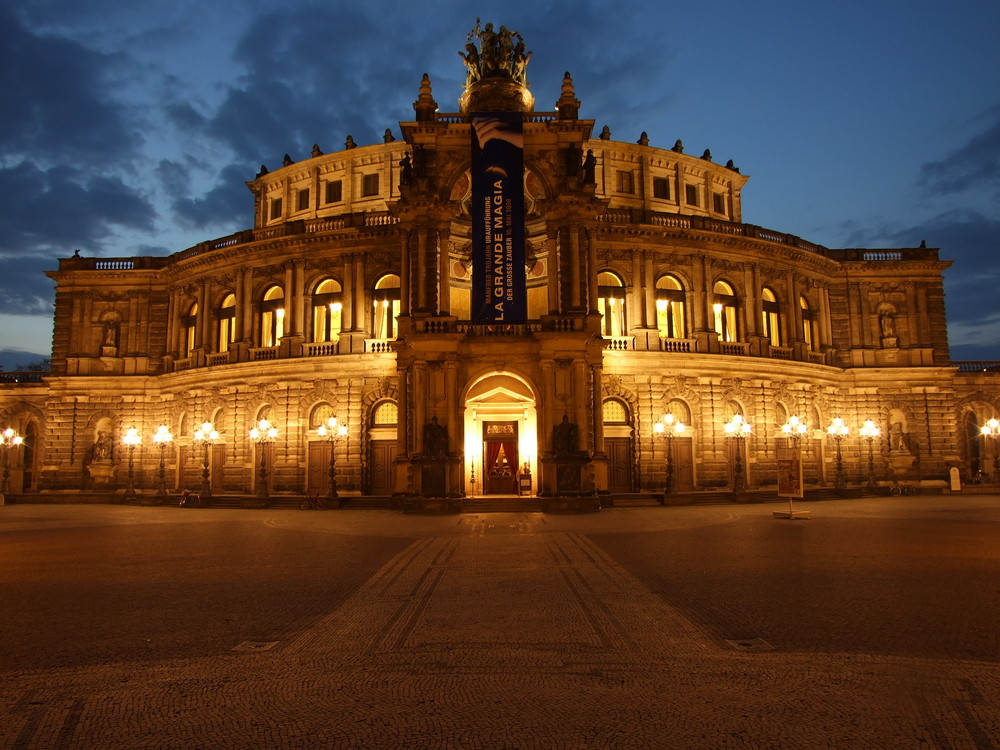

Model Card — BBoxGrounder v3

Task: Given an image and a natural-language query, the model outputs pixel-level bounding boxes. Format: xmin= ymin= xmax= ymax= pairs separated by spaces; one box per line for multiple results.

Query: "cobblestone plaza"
xmin=2 ymin=496 xmax=998 ymax=748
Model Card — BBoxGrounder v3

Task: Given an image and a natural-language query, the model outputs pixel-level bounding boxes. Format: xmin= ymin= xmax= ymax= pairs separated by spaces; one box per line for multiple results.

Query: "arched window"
xmin=218 ymin=293 xmax=236 ymax=353
xmin=597 ymin=271 xmax=626 ymax=337
xmin=712 ymin=281 xmax=738 ymax=342
xmin=761 ymin=287 xmax=781 ymax=346
xmin=373 ymin=274 xmax=400 ymax=340
xmin=312 ymin=278 xmax=342 ymax=343
xmin=310 ymin=402 xmax=336 ymax=429
xmin=655 ymin=274 xmax=686 ymax=339
xmin=181 ymin=302 xmax=198 ymax=357
xmin=800 ymin=296 xmax=816 ymax=350
xmin=602 ymin=398 xmax=629 ymax=425
xmin=261 ymin=286 xmax=284 ymax=348
xmin=372 ymin=400 xmax=398 ymax=426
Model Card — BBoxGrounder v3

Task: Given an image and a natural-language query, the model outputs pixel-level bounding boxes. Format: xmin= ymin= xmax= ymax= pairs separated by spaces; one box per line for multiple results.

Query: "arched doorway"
xmin=463 ymin=372 xmax=538 ymax=497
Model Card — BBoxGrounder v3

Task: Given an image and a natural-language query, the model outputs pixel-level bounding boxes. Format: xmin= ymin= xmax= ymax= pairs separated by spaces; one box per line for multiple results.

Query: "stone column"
xmin=546 ymin=226 xmax=561 ymax=314
xmin=399 ymin=230 xmax=411 ymax=317
xmin=438 ymin=225 xmax=451 ymax=316
xmin=342 ymin=255 xmax=354 ymax=331
xmin=586 ymin=228 xmax=599 ymax=314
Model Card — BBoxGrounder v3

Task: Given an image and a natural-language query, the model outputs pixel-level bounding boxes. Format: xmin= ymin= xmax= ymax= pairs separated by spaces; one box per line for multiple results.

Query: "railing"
xmin=955 ymin=361 xmax=1000 ymax=373
xmin=207 ymin=352 xmax=230 ymax=367
xmin=808 ymin=351 xmax=827 ymax=365
xmin=660 ymin=338 xmax=695 ymax=353
xmin=720 ymin=341 xmax=750 ymax=356
xmin=604 ymin=336 xmax=634 ymax=351
xmin=174 ymin=357 xmax=193 ymax=371
xmin=303 ymin=341 xmax=340 ymax=357
xmin=458 ymin=323 xmax=540 ymax=337
xmin=250 ymin=346 xmax=278 ymax=361
xmin=365 ymin=339 xmax=394 ymax=353
xmin=0 ymin=372 xmax=46 ymax=383
xmin=769 ymin=346 xmax=794 ymax=360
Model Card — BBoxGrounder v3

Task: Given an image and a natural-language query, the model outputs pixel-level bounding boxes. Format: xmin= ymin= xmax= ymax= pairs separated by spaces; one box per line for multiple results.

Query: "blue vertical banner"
xmin=471 ymin=113 xmax=527 ymax=324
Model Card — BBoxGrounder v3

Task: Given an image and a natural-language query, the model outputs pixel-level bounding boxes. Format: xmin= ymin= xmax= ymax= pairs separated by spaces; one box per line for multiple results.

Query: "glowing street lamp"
xmin=249 ymin=418 xmax=278 ymax=497
xmin=653 ymin=413 xmax=686 ymax=498
xmin=780 ymin=415 xmax=808 ymax=444
xmin=859 ymin=420 xmax=881 ymax=489
xmin=723 ymin=414 xmax=752 ymax=493
xmin=317 ymin=415 xmax=348 ymax=500
xmin=827 ymin=417 xmax=850 ymax=491
xmin=122 ymin=427 xmax=141 ymax=500
xmin=981 ymin=418 xmax=1000 ymax=484
xmin=1 ymin=427 xmax=24 ymax=496
xmin=193 ymin=421 xmax=219 ymax=497
xmin=152 ymin=424 xmax=173 ymax=501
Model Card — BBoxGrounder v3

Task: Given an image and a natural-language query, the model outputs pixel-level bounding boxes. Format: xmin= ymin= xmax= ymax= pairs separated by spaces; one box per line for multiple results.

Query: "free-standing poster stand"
xmin=773 ymin=446 xmax=810 ymax=520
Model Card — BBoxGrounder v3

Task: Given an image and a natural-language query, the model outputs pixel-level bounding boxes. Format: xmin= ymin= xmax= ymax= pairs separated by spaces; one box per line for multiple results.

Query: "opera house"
xmin=1 ymin=25 xmax=997 ymax=508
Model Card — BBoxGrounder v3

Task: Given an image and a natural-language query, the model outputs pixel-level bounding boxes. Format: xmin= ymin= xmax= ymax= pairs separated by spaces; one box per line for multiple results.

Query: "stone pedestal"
xmin=87 ymin=461 xmax=116 ymax=487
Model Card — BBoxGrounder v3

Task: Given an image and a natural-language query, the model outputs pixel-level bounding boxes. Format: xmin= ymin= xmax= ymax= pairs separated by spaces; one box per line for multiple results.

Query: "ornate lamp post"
xmin=152 ymin=425 xmax=173 ymax=501
xmin=653 ymin=413 xmax=686 ymax=498
xmin=193 ymin=422 xmax=219 ymax=497
xmin=1 ymin=427 xmax=24 ymax=496
xmin=317 ymin=415 xmax=348 ymax=500
xmin=859 ymin=420 xmax=881 ymax=490
xmin=122 ymin=427 xmax=141 ymax=500
xmin=249 ymin=418 xmax=278 ymax=497
xmin=780 ymin=415 xmax=808 ymax=444
xmin=827 ymin=417 xmax=850 ymax=491
xmin=723 ymin=414 xmax=752 ymax=493
xmin=981 ymin=418 xmax=1000 ymax=484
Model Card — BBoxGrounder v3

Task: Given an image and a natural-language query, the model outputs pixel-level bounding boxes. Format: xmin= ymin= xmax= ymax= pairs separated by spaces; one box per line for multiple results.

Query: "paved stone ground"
xmin=1 ymin=496 xmax=998 ymax=748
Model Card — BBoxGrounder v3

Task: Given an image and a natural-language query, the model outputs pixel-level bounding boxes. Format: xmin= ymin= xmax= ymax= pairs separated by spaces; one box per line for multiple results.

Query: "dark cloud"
xmin=0 ymin=162 xmax=156 ymax=256
xmin=0 ymin=7 xmax=140 ymax=168
xmin=0 ymin=255 xmax=55 ymax=316
xmin=171 ymin=164 xmax=253 ymax=230
xmin=918 ymin=103 xmax=1000 ymax=197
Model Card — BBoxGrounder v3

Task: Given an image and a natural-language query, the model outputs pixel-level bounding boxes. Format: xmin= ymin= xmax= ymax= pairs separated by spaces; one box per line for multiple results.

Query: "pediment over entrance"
xmin=464 ymin=373 xmax=536 ymax=406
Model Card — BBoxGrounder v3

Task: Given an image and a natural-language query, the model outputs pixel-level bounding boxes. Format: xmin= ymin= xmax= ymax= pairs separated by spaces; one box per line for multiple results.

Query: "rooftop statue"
xmin=460 ymin=19 xmax=532 ymax=87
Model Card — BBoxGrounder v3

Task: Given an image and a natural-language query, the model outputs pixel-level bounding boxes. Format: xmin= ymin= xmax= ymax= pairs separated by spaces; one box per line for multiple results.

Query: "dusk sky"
xmin=2 ymin=0 xmax=998 ymax=368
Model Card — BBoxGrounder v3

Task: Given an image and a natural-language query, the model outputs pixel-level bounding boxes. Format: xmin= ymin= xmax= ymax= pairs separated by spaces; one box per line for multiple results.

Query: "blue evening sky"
xmin=2 ymin=0 xmax=998 ymax=367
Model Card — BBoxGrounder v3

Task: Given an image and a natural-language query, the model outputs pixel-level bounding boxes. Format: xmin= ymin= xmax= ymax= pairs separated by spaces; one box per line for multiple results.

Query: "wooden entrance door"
xmin=606 ymin=437 xmax=633 ymax=493
xmin=369 ymin=440 xmax=397 ymax=496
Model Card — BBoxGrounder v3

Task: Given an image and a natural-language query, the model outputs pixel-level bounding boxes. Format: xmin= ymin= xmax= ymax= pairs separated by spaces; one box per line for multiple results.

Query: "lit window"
xmin=261 ymin=286 xmax=284 ymax=347
xmin=312 ymin=278 xmax=342 ymax=342
xmin=373 ymin=274 xmax=400 ymax=339
xmin=372 ymin=401 xmax=398 ymax=426
xmin=602 ymin=399 xmax=629 ymax=424
xmin=181 ymin=302 xmax=198 ymax=357
xmin=218 ymin=293 xmax=236 ymax=353
xmin=597 ymin=271 xmax=626 ymax=337
xmin=761 ymin=287 xmax=781 ymax=346
xmin=801 ymin=296 xmax=816 ymax=350
xmin=655 ymin=274 xmax=686 ymax=339
xmin=713 ymin=280 xmax=737 ymax=342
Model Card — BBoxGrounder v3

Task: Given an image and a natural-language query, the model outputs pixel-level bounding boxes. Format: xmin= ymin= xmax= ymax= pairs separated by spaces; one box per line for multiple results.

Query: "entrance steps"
xmin=461 ymin=496 xmax=542 ymax=513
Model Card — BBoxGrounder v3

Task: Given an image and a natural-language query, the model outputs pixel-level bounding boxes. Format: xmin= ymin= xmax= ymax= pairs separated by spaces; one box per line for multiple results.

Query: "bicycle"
xmin=889 ymin=481 xmax=917 ymax=496
xmin=179 ymin=489 xmax=202 ymax=508
xmin=299 ymin=493 xmax=328 ymax=511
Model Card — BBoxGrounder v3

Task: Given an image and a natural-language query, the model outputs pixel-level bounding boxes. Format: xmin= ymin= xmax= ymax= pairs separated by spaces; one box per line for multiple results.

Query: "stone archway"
xmin=463 ymin=372 xmax=538 ymax=497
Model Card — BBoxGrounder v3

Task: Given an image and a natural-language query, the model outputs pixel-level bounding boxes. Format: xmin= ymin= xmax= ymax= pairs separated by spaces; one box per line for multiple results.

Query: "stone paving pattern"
xmin=1 ymin=496 xmax=998 ymax=748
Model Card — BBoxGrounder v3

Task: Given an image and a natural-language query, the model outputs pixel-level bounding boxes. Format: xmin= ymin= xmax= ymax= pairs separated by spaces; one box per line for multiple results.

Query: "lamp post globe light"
xmin=1 ymin=427 xmax=24 ymax=498
xmin=152 ymin=424 xmax=173 ymax=502
xmin=981 ymin=418 xmax=1000 ymax=484
xmin=249 ymin=418 xmax=278 ymax=498
xmin=653 ymin=413 xmax=685 ymax=499
xmin=122 ymin=427 xmax=141 ymax=500
xmin=723 ymin=414 xmax=752 ymax=494
xmin=827 ymin=417 xmax=850 ymax=491
xmin=859 ymin=420 xmax=881 ymax=490
xmin=317 ymin=415 xmax=349 ymax=501
xmin=193 ymin=422 xmax=219 ymax=497
xmin=780 ymin=415 xmax=808 ymax=444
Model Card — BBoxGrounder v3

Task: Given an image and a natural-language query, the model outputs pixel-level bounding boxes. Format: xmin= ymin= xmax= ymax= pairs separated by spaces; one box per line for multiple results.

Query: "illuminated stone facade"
xmin=1 ymin=30 xmax=998 ymax=504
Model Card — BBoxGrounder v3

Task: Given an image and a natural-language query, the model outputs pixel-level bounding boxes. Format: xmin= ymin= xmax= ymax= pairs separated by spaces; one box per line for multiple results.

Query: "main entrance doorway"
xmin=463 ymin=371 xmax=538 ymax=497
xmin=483 ymin=422 xmax=518 ymax=494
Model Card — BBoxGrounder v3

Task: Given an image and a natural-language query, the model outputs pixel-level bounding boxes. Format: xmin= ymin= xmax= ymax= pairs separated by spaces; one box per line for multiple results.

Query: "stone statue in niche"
xmin=103 ymin=320 xmax=118 ymax=348
xmin=92 ymin=430 xmax=113 ymax=462
xmin=553 ymin=415 xmax=579 ymax=457
xmin=423 ymin=416 xmax=448 ymax=457
xmin=880 ymin=312 xmax=895 ymax=339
